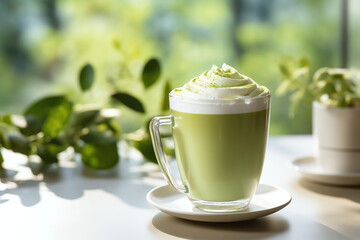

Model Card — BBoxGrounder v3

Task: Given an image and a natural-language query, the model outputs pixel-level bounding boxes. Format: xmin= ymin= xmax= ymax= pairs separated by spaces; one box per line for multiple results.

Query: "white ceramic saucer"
xmin=291 ymin=156 xmax=360 ymax=186
xmin=146 ymin=184 xmax=291 ymax=223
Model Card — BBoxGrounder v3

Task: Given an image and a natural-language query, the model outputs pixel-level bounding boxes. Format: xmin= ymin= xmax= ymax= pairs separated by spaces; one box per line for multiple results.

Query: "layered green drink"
xmin=150 ymin=64 xmax=270 ymax=212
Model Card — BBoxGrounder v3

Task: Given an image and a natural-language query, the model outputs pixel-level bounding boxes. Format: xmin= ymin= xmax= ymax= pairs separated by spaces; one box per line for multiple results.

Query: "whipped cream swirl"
xmin=170 ymin=64 xmax=270 ymax=100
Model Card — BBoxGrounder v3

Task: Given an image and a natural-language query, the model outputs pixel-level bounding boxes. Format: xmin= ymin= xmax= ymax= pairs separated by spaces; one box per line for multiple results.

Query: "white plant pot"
xmin=312 ymin=101 xmax=360 ymax=174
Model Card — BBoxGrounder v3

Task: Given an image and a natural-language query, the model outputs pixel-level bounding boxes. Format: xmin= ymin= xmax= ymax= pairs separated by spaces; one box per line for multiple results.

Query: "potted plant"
xmin=278 ymin=58 xmax=360 ymax=174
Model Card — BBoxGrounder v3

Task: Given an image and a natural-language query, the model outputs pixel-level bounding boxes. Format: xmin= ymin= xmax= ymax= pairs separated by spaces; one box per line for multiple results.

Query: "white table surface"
xmin=0 ymin=135 xmax=359 ymax=240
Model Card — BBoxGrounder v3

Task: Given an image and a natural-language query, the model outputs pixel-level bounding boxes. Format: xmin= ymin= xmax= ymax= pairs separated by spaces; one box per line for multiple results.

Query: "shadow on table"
xmin=0 ymin=156 xmax=162 ymax=209
xmin=151 ymin=211 xmax=352 ymax=240
xmin=152 ymin=213 xmax=289 ymax=240
xmin=299 ymin=179 xmax=360 ymax=204
xmin=0 ymin=168 xmax=41 ymax=207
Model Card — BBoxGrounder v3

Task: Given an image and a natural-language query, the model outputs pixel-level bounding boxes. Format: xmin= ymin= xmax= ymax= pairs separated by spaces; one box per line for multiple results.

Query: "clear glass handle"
xmin=149 ymin=116 xmax=186 ymax=193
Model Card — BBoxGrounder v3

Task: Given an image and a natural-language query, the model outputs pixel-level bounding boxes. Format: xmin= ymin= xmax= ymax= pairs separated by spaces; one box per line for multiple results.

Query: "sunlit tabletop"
xmin=0 ymin=135 xmax=359 ymax=240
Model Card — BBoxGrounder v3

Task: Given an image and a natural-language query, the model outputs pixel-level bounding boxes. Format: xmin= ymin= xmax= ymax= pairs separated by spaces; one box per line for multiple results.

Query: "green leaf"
xmin=37 ymin=146 xmax=58 ymax=164
xmin=36 ymin=138 xmax=68 ymax=164
xmin=126 ymin=127 xmax=173 ymax=164
xmin=276 ymin=80 xmax=292 ymax=96
xmin=313 ymin=68 xmax=330 ymax=83
xmin=20 ymin=115 xmax=44 ymax=136
xmin=142 ymin=58 xmax=161 ymax=88
xmin=279 ymin=58 xmax=294 ymax=77
xmin=0 ymin=127 xmax=8 ymax=148
xmin=299 ymin=58 xmax=309 ymax=67
xmin=79 ymin=64 xmax=95 ymax=91
xmin=80 ymin=128 xmax=111 ymax=143
xmin=68 ymin=110 xmax=99 ymax=134
xmin=81 ymin=140 xmax=119 ymax=170
xmin=102 ymin=120 xmax=121 ymax=137
xmin=131 ymin=131 xmax=173 ymax=164
xmin=318 ymin=81 xmax=336 ymax=96
xmin=0 ymin=151 xmax=4 ymax=168
xmin=132 ymin=134 xmax=157 ymax=164
xmin=292 ymin=67 xmax=309 ymax=81
xmin=24 ymin=96 xmax=66 ymax=119
xmin=0 ymin=114 xmax=13 ymax=125
xmin=8 ymin=133 xmax=31 ymax=155
xmin=22 ymin=96 xmax=71 ymax=136
xmin=162 ymin=80 xmax=172 ymax=112
xmin=111 ymin=92 xmax=145 ymax=113
xmin=42 ymin=98 xmax=73 ymax=139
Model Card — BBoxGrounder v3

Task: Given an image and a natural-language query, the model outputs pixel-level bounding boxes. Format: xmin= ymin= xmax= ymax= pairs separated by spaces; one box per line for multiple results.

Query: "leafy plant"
xmin=122 ymin=58 xmax=174 ymax=164
xmin=0 ymin=58 xmax=172 ymax=170
xmin=278 ymin=57 xmax=360 ymax=116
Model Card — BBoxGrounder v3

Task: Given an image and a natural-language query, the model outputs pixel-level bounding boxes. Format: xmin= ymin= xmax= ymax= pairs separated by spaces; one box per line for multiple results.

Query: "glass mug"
xmin=149 ymin=94 xmax=270 ymax=212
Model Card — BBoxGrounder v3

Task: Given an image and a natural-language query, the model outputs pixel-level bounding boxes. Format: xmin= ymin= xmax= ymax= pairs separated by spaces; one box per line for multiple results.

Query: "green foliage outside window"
xmin=1 ymin=0 xmax=360 ymax=171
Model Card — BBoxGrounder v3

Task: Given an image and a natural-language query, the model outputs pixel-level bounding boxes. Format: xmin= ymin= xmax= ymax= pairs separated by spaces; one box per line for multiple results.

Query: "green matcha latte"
xmin=169 ymin=64 xmax=270 ymax=210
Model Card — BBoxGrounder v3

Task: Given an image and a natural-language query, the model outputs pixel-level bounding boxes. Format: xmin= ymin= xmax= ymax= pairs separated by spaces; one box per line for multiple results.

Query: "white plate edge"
xmin=146 ymin=184 xmax=292 ymax=217
xmin=291 ymin=156 xmax=360 ymax=186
